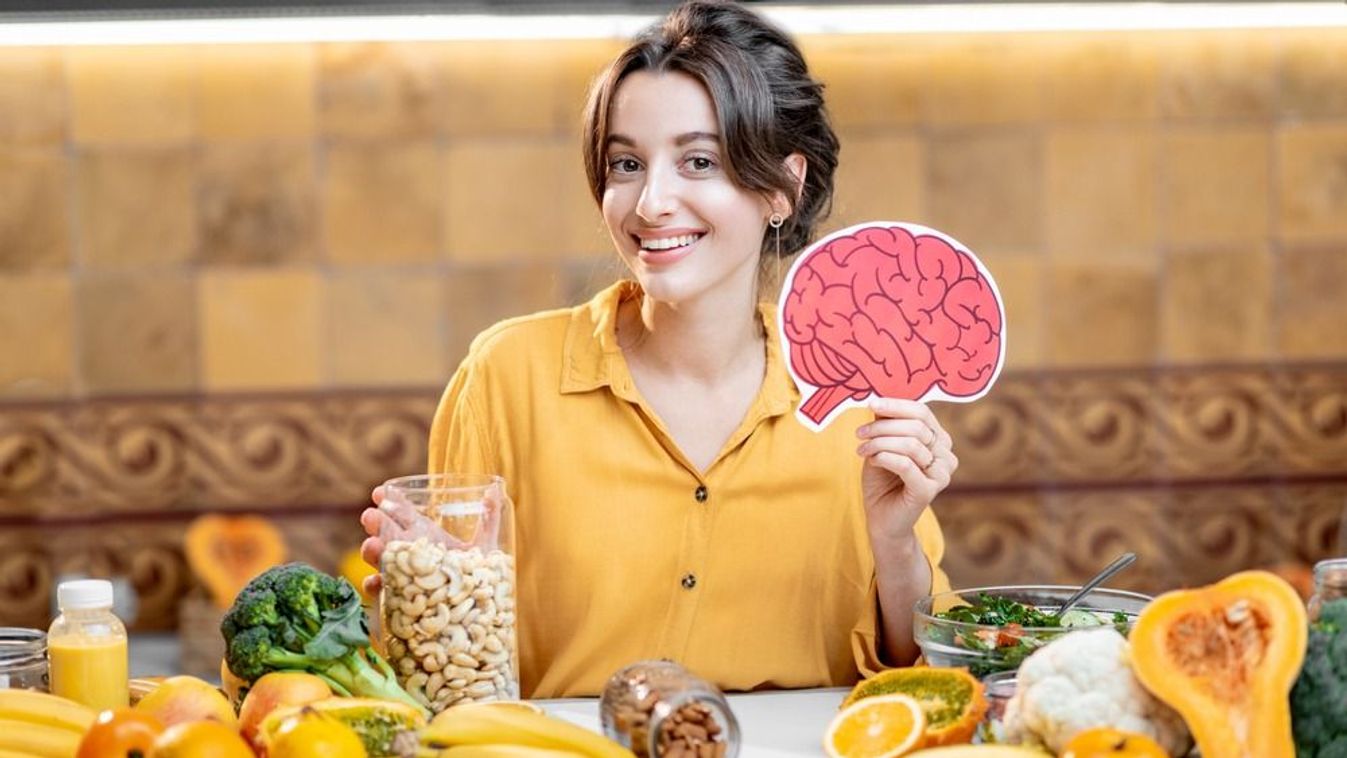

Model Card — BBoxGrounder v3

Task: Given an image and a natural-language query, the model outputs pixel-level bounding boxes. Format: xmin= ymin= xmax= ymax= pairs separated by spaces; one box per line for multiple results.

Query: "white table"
xmin=542 ymin=689 xmax=848 ymax=758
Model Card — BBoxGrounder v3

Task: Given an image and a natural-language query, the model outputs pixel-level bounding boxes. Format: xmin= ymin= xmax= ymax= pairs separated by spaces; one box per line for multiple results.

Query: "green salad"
xmin=926 ymin=592 xmax=1130 ymax=677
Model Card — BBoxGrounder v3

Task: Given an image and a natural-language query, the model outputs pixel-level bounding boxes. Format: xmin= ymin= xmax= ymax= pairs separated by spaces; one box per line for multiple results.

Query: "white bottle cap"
xmin=57 ymin=579 xmax=114 ymax=611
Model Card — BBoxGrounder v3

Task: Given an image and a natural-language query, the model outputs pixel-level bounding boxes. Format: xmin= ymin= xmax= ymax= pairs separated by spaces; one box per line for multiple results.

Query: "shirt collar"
xmin=560 ymin=280 xmax=798 ymax=417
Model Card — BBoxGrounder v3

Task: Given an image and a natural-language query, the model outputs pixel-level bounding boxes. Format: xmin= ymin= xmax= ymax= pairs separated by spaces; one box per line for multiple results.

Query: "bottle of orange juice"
xmin=47 ymin=580 xmax=128 ymax=710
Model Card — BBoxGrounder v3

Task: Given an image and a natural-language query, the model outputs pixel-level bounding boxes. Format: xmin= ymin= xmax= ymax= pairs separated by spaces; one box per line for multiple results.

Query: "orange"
xmin=1062 ymin=727 xmax=1170 ymax=758
xmin=152 ymin=720 xmax=253 ymax=758
xmin=268 ymin=715 xmax=367 ymax=758
xmin=825 ymin=693 xmax=927 ymax=758
xmin=841 ymin=668 xmax=987 ymax=747
xmin=76 ymin=708 xmax=165 ymax=758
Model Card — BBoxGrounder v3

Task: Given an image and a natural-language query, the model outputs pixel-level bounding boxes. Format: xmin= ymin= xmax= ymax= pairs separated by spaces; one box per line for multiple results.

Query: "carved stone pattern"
xmin=0 ymin=392 xmax=436 ymax=514
xmin=0 ymin=365 xmax=1344 ymax=630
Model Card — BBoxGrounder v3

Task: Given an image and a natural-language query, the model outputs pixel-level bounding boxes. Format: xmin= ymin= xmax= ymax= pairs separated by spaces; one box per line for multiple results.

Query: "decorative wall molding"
xmin=1 ymin=364 xmax=1345 ymax=630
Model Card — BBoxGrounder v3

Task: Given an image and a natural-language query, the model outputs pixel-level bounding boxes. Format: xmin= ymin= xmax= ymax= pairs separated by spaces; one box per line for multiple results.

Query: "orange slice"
xmin=841 ymin=668 xmax=988 ymax=747
xmin=825 ymin=693 xmax=927 ymax=758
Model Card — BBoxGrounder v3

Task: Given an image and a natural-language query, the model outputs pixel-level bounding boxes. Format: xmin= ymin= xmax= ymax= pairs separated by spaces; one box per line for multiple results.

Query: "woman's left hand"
xmin=856 ymin=397 xmax=958 ymax=544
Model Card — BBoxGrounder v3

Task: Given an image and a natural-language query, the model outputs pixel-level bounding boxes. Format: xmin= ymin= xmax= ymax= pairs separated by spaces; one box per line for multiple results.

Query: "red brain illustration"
xmin=781 ymin=224 xmax=1003 ymax=425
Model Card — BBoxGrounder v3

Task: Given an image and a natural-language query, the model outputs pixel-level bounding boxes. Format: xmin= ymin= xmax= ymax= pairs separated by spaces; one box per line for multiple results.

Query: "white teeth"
xmin=640 ymin=234 xmax=701 ymax=251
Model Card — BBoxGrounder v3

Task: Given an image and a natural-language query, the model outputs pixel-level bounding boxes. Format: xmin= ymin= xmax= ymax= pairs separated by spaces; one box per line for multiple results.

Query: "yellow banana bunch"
xmin=422 ymin=704 xmax=635 ymax=758
xmin=418 ymin=745 xmax=588 ymax=758
xmin=0 ymin=717 xmax=83 ymax=758
xmin=0 ymin=690 xmax=96 ymax=758
xmin=0 ymin=689 xmax=96 ymax=732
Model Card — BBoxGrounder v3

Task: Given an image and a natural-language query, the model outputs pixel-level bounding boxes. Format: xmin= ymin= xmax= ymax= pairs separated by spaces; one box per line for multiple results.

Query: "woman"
xmin=362 ymin=0 xmax=958 ymax=698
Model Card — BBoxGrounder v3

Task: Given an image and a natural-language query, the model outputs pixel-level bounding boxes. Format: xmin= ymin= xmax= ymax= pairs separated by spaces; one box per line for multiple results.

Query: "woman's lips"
xmin=636 ymin=234 xmax=701 ymax=266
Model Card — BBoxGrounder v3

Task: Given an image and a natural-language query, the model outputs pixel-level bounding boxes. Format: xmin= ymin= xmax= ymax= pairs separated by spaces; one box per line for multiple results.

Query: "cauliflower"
xmin=1001 ymin=628 xmax=1191 ymax=755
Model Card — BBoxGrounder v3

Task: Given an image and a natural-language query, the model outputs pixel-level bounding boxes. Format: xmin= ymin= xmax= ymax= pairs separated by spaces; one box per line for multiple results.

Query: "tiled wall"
xmin=1 ymin=28 xmax=1346 ymax=398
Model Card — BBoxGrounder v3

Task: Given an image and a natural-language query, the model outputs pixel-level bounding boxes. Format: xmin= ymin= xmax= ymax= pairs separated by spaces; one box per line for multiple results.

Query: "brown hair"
xmin=582 ymin=0 xmax=839 ymax=258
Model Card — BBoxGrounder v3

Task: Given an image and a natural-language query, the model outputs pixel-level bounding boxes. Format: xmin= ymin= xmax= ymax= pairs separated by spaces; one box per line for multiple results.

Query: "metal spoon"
xmin=1053 ymin=552 xmax=1137 ymax=619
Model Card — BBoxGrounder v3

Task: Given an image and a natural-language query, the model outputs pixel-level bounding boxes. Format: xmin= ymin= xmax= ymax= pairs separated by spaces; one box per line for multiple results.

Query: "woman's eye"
xmin=608 ymin=157 xmax=641 ymax=174
xmin=687 ymin=156 xmax=716 ymax=172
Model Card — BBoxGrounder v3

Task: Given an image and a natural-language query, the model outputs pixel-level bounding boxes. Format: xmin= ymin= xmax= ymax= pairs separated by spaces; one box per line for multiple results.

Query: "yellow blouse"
xmin=428 ymin=281 xmax=950 ymax=698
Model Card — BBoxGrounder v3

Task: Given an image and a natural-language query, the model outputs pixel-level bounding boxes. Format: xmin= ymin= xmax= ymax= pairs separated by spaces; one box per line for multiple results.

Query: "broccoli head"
xmin=220 ymin=562 xmax=428 ymax=717
xmin=1293 ymin=598 xmax=1347 ymax=757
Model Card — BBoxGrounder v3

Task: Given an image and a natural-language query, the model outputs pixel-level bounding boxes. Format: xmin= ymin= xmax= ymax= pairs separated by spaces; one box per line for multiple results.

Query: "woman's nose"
xmin=635 ymin=169 xmax=676 ymax=223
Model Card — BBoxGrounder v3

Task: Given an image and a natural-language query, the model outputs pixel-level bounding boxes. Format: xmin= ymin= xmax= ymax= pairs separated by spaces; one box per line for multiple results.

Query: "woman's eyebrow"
xmin=605 ymin=131 xmax=721 ymax=150
xmin=675 ymin=131 xmax=720 ymax=146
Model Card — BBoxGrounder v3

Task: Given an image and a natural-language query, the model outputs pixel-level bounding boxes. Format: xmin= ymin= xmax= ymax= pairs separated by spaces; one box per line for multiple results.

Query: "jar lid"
xmin=57 ymin=579 xmax=114 ymax=610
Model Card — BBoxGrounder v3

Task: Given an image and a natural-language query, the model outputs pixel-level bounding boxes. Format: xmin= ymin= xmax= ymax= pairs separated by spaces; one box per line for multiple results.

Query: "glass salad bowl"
xmin=913 ymin=585 xmax=1152 ymax=679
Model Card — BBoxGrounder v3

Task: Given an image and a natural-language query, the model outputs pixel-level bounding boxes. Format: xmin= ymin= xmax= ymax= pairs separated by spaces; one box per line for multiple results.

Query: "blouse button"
xmin=681 ymin=573 xmax=697 ymax=590
xmin=694 ymin=485 xmax=708 ymax=503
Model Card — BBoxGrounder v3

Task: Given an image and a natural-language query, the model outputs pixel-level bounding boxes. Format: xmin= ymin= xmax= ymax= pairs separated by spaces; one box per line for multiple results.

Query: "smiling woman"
xmin=358 ymin=0 xmax=958 ymax=700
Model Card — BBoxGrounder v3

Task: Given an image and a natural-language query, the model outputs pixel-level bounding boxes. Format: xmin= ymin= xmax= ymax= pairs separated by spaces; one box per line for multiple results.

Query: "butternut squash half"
xmin=1129 ymin=570 xmax=1307 ymax=758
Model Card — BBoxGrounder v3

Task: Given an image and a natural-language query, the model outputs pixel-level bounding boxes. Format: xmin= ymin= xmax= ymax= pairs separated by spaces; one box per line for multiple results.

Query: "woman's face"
xmin=600 ymin=70 xmax=772 ymax=308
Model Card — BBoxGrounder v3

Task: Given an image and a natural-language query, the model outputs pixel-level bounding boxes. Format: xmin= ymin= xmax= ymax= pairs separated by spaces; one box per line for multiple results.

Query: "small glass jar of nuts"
xmin=599 ymin=661 xmax=740 ymax=758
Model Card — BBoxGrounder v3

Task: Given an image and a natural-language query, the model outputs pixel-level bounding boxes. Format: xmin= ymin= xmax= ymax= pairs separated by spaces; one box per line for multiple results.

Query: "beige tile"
xmin=77 ymin=147 xmax=196 ymax=269
xmin=0 ymin=273 xmax=73 ymax=397
xmin=1160 ymin=128 xmax=1269 ymax=247
xmin=921 ymin=36 xmax=1045 ymax=127
xmin=318 ymin=42 xmax=441 ymax=140
xmin=1279 ymin=29 xmax=1347 ymax=119
xmin=0 ymin=147 xmax=72 ymax=271
xmin=444 ymin=140 xmax=574 ymax=264
xmin=1162 ymin=246 xmax=1273 ymax=362
xmin=197 ymin=44 xmax=316 ymax=141
xmin=552 ymin=39 xmax=627 ymax=137
xmin=984 ymin=255 xmax=1045 ymax=370
xmin=558 ymin=161 xmax=612 ymax=260
xmin=199 ymin=143 xmax=316 ymax=266
xmin=200 ymin=269 xmax=322 ymax=390
xmin=830 ymin=134 xmax=924 ymax=230
xmin=1043 ymin=34 xmax=1160 ymax=122
xmin=76 ymin=271 xmax=196 ymax=393
xmin=1277 ymin=124 xmax=1347 ymax=242
xmin=0 ymin=48 xmax=66 ymax=145
xmin=65 ymin=46 xmax=197 ymax=145
xmin=323 ymin=142 xmax=441 ymax=265
xmin=1276 ymin=245 xmax=1347 ymax=359
xmin=803 ymin=35 xmax=924 ymax=129
xmin=1158 ymin=32 xmax=1276 ymax=121
xmin=927 ymin=132 xmax=1042 ymax=257
xmin=1045 ymin=261 xmax=1159 ymax=366
xmin=325 ymin=269 xmax=444 ymax=387
xmin=440 ymin=40 xmax=577 ymax=137
xmin=1045 ymin=128 xmax=1158 ymax=261
xmin=444 ymin=265 xmax=568 ymax=365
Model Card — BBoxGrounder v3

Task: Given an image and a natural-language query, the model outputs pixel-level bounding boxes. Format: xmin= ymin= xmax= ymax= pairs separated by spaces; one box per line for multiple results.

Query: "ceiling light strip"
xmin=0 ymin=3 xmax=1343 ymax=46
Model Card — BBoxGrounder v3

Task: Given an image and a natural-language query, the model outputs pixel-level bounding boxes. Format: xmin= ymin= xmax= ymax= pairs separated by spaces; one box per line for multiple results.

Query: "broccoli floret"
xmin=220 ymin=562 xmax=428 ymax=717
xmin=1293 ymin=598 xmax=1347 ymax=757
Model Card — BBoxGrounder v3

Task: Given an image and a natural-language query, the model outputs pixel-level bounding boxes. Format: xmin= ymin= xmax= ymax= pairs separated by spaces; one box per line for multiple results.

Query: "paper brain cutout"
xmin=778 ymin=222 xmax=1005 ymax=431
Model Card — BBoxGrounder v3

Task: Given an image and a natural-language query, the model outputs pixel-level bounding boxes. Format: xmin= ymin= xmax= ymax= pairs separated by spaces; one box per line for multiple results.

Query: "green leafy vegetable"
xmin=1292 ymin=598 xmax=1347 ymax=758
xmin=220 ymin=562 xmax=429 ymax=717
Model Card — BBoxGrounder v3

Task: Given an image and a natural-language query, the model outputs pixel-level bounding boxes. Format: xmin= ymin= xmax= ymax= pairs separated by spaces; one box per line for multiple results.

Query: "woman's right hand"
xmin=359 ymin=486 xmax=386 ymax=596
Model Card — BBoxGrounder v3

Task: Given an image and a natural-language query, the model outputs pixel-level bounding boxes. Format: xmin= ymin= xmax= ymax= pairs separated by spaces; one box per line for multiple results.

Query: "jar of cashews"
xmin=379 ymin=474 xmax=518 ymax=713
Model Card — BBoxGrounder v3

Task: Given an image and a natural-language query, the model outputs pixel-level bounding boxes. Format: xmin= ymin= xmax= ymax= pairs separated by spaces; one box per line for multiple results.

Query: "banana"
xmin=0 ymin=717 xmax=83 ymax=758
xmin=424 ymin=705 xmax=635 ymax=758
xmin=419 ymin=744 xmax=588 ymax=758
xmin=0 ymin=689 xmax=96 ymax=732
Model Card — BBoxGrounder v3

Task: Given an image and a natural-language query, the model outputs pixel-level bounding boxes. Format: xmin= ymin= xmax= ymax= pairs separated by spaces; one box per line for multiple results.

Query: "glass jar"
xmin=379 ymin=474 xmax=517 ymax=713
xmin=0 ymin=628 xmax=49 ymax=691
xmin=599 ymin=661 xmax=740 ymax=758
xmin=1308 ymin=558 xmax=1347 ymax=622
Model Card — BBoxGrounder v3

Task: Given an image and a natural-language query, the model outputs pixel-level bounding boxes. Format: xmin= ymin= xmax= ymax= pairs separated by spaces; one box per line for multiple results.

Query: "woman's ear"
xmin=784 ymin=153 xmax=808 ymax=203
xmin=773 ymin=153 xmax=809 ymax=217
